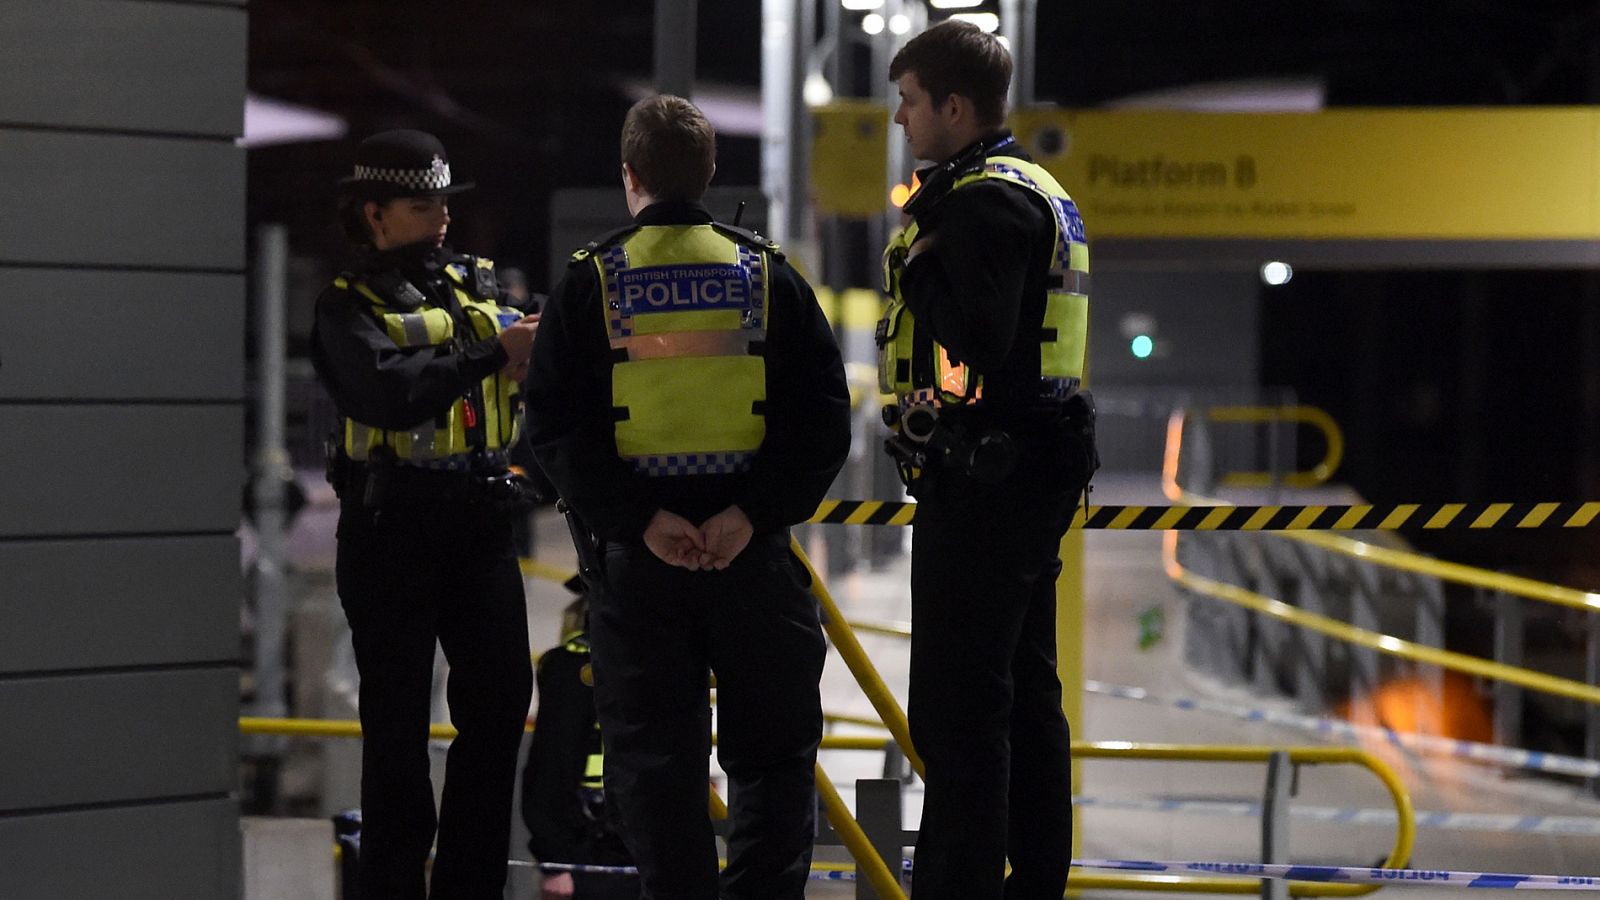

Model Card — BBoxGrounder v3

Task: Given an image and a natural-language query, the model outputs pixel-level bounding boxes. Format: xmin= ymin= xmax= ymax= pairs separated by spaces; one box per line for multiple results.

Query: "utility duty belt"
xmin=326 ymin=443 xmax=540 ymax=513
xmin=883 ymin=391 xmax=1099 ymax=487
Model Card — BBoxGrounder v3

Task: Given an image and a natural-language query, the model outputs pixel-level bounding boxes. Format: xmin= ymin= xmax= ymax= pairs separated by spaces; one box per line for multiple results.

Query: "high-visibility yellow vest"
xmin=878 ymin=155 xmax=1090 ymax=409
xmin=336 ymin=255 xmax=523 ymax=463
xmin=580 ymin=224 xmax=772 ymax=476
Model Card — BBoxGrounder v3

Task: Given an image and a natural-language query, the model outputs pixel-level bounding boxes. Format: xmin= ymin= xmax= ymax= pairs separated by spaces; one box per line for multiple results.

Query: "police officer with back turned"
xmin=878 ymin=21 xmax=1099 ymax=900
xmin=311 ymin=129 xmax=538 ymax=900
xmin=525 ymin=95 xmax=851 ymax=900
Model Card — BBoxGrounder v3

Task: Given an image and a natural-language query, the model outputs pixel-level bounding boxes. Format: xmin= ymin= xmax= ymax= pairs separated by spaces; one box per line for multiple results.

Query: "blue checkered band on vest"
xmin=983 ymin=162 xmax=1083 ymax=271
xmin=630 ymin=451 xmax=756 ymax=477
xmin=600 ymin=243 xmax=633 ymax=337
xmin=734 ymin=242 xmax=768 ymax=330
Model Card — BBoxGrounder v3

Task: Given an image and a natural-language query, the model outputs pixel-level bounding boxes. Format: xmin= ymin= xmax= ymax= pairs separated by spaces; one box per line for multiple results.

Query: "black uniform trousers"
xmin=589 ymin=532 xmax=826 ymax=900
xmin=907 ymin=422 xmax=1089 ymax=900
xmin=336 ymin=496 xmax=533 ymax=900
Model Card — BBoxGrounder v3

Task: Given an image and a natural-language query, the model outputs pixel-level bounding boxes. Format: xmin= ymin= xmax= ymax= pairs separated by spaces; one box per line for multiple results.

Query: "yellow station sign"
xmin=814 ymin=105 xmax=1600 ymax=241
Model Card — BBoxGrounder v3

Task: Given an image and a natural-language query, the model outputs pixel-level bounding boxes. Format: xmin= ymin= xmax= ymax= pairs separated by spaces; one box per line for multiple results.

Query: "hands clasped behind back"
xmin=642 ymin=505 xmax=754 ymax=572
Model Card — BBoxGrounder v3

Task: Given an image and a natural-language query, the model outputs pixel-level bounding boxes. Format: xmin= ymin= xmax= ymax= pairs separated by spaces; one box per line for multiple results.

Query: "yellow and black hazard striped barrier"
xmin=806 ymin=499 xmax=1600 ymax=531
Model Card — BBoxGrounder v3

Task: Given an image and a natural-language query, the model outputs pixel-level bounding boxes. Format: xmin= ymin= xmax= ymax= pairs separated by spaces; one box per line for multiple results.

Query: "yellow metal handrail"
xmin=791 ymin=537 xmax=926 ymax=779
xmin=1074 ymin=741 xmax=1411 ymax=896
xmin=815 ymin=763 xmax=908 ymax=900
xmin=1207 ymin=405 xmax=1344 ymax=489
xmin=1166 ymin=409 xmax=1600 ymax=613
xmin=1163 ymin=410 xmax=1600 ymax=705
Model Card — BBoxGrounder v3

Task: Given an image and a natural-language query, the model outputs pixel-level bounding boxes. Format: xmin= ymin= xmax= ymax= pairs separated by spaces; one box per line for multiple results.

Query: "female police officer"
xmin=310 ymin=129 xmax=538 ymax=899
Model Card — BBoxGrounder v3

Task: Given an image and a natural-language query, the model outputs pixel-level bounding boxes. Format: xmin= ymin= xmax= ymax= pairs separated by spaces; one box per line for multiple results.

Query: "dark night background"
xmin=248 ymin=0 xmax=1600 ymax=601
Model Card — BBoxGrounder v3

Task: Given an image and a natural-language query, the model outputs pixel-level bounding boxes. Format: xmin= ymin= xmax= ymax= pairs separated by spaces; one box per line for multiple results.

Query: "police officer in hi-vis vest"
xmin=878 ymin=22 xmax=1099 ymax=900
xmin=311 ymin=129 xmax=538 ymax=900
xmin=525 ymin=95 xmax=850 ymax=900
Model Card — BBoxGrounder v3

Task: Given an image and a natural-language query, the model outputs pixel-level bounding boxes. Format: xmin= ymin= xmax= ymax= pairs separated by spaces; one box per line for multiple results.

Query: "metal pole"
xmin=1587 ymin=617 xmax=1600 ymax=798
xmin=1492 ymin=590 xmax=1524 ymax=748
xmin=999 ymin=0 xmax=1038 ymax=107
xmin=1259 ymin=751 xmax=1291 ymax=900
xmin=252 ymin=224 xmax=291 ymax=724
xmin=762 ymin=0 xmax=797 ymax=244
xmin=654 ymin=0 xmax=697 ymax=98
xmin=788 ymin=0 xmax=812 ymax=243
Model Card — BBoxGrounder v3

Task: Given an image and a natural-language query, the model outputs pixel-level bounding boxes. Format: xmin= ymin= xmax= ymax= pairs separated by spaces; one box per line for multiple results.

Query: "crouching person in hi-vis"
xmin=524 ymin=95 xmax=851 ymax=900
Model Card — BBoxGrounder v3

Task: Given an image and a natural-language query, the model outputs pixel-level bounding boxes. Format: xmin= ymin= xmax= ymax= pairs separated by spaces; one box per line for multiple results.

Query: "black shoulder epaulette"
xmin=569 ymin=224 xmax=641 ymax=267
xmin=710 ymin=222 xmax=784 ymax=262
xmin=365 ymin=269 xmax=426 ymax=311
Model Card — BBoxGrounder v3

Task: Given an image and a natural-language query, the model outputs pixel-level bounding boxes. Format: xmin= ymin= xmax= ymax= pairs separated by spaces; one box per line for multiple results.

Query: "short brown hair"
xmin=621 ymin=94 xmax=716 ymax=201
xmin=890 ymin=20 xmax=1012 ymax=130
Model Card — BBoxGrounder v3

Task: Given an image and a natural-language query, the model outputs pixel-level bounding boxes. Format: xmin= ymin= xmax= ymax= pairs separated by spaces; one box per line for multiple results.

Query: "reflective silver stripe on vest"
xmin=1053 ymin=270 xmax=1091 ymax=295
xmin=626 ymin=451 xmax=756 ymax=477
xmin=398 ymin=312 xmax=432 ymax=346
xmin=611 ymin=330 xmax=761 ymax=361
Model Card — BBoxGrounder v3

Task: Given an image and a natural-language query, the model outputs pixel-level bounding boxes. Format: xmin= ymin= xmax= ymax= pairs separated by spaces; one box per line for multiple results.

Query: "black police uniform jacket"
xmin=525 ymin=201 xmax=851 ymax=541
xmin=311 ymin=242 xmax=511 ymax=437
xmin=901 ymin=132 xmax=1065 ymax=421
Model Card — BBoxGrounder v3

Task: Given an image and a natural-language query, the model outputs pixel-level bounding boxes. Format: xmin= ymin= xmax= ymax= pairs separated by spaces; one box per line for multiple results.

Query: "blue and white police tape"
xmin=1085 ymin=679 xmax=1600 ymax=780
xmin=1070 ymin=796 xmax=1600 ymax=837
xmin=1075 ymin=859 xmax=1600 ymax=890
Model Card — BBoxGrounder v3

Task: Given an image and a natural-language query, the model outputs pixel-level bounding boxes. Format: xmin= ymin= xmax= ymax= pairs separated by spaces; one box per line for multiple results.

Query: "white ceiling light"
xmin=841 ymin=0 xmax=884 ymax=9
xmin=950 ymin=12 xmax=1000 ymax=32
xmin=888 ymin=13 xmax=912 ymax=34
xmin=930 ymin=0 xmax=983 ymax=8
xmin=803 ymin=72 xmax=835 ymax=107
xmin=861 ymin=12 xmax=886 ymax=34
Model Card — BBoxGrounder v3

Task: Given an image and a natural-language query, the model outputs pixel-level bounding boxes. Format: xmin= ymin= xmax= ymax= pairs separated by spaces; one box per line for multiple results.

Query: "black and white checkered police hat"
xmin=339 ymin=129 xmax=474 ymax=198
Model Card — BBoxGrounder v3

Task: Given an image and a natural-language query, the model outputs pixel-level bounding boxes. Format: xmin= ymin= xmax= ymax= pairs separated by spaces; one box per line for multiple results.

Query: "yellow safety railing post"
xmin=814 ymin=763 xmax=908 ymax=900
xmin=1068 ymin=742 xmax=1413 ymax=896
xmin=1163 ymin=409 xmax=1600 ymax=707
xmin=1207 ymin=405 xmax=1345 ymax=490
xmin=790 ymin=536 xmax=925 ymax=778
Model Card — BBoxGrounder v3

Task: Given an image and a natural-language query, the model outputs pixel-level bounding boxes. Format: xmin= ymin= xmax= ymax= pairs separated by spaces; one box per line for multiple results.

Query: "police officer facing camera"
xmin=310 ymin=129 xmax=537 ymax=900
xmin=525 ymin=96 xmax=850 ymax=900
xmin=879 ymin=22 xmax=1099 ymax=900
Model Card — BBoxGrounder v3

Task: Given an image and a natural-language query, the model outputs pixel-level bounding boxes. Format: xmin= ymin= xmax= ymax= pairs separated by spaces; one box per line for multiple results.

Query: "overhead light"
xmin=861 ymin=12 xmax=885 ymax=34
xmin=930 ymin=0 xmax=983 ymax=8
xmin=888 ymin=13 xmax=912 ymax=34
xmin=1261 ymin=261 xmax=1294 ymax=286
xmin=841 ymin=0 xmax=884 ymax=9
xmin=803 ymin=72 xmax=835 ymax=107
xmin=950 ymin=12 xmax=1000 ymax=32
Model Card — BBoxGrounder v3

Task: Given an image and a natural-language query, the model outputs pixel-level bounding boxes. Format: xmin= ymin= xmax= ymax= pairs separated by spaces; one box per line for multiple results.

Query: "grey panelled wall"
xmin=0 ymin=1 xmax=247 ymax=897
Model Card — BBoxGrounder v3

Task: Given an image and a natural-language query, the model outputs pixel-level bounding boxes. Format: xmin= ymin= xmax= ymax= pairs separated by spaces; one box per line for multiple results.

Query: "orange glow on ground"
xmin=1339 ymin=672 xmax=1493 ymax=743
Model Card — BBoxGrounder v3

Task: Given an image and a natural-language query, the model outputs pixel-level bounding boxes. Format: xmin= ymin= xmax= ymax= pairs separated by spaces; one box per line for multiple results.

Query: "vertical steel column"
xmin=1587 ymin=617 xmax=1600 ymax=798
xmin=1259 ymin=751 xmax=1292 ymax=900
xmin=252 ymin=224 xmax=291 ymax=724
xmin=1492 ymin=590 xmax=1524 ymax=748
xmin=999 ymin=0 xmax=1038 ymax=107
xmin=654 ymin=0 xmax=697 ymax=98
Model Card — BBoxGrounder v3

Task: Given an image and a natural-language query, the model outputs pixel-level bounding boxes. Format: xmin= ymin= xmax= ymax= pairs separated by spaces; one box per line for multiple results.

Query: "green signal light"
xmin=1130 ymin=334 xmax=1154 ymax=359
